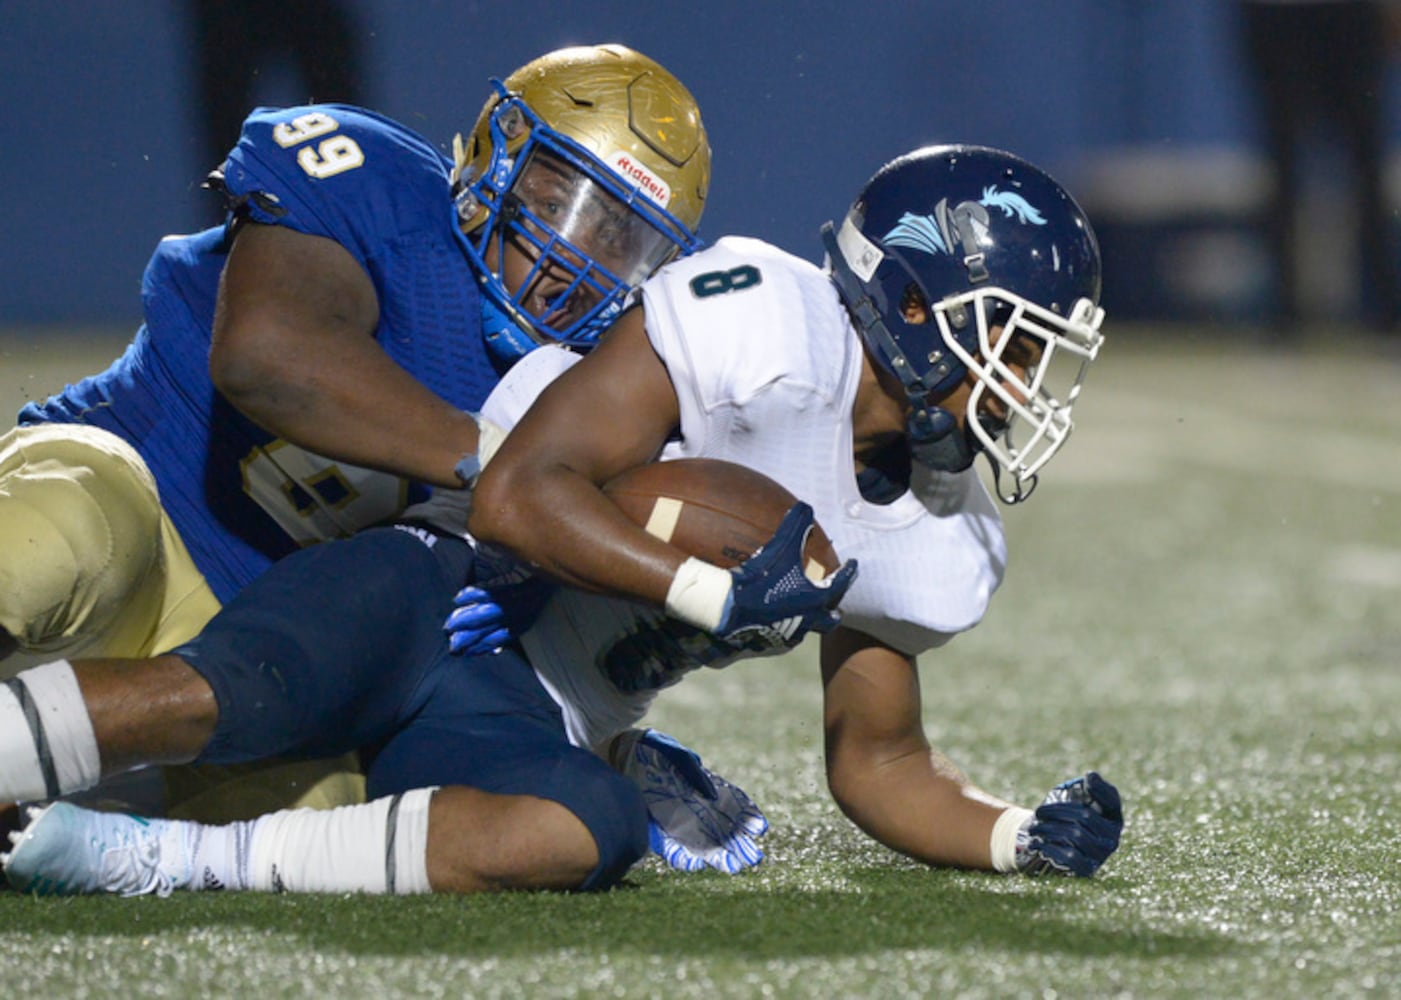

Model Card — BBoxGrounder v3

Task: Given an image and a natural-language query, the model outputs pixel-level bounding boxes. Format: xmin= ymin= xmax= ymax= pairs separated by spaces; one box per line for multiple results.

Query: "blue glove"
xmin=717 ymin=503 xmax=858 ymax=649
xmin=444 ymin=555 xmax=556 ymax=655
xmin=1017 ymin=772 xmax=1124 ymax=877
xmin=612 ymin=729 xmax=768 ymax=874
xmin=444 ymin=587 xmax=513 ymax=654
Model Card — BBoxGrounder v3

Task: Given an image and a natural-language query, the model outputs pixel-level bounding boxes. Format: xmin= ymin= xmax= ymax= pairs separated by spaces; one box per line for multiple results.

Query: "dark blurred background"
xmin=4 ymin=0 xmax=1401 ymax=332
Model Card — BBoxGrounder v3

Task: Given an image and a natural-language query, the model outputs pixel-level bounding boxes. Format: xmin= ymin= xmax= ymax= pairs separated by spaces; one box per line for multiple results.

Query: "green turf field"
xmin=1 ymin=326 xmax=1398 ymax=998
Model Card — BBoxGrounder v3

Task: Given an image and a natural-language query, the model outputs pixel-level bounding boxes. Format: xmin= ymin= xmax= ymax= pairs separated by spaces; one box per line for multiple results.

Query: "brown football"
xmin=602 ymin=458 xmax=840 ymax=580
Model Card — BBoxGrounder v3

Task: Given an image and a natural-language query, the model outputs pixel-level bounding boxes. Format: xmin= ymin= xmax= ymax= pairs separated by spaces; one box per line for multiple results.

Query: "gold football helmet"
xmin=453 ymin=44 xmax=710 ymax=358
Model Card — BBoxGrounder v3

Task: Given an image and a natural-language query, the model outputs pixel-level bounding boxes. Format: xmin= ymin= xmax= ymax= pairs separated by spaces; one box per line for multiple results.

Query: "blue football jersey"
xmin=19 ymin=105 xmax=497 ymax=602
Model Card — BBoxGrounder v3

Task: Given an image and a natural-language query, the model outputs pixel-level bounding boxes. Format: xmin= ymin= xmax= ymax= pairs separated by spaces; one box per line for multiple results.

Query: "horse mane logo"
xmin=883 ymin=186 xmax=1046 ymax=260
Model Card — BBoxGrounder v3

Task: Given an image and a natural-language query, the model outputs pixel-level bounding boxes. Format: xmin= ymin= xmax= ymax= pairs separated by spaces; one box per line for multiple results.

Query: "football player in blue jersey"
xmin=1 ymin=43 xmax=708 ymax=665
xmin=0 ymin=44 xmax=713 ymax=820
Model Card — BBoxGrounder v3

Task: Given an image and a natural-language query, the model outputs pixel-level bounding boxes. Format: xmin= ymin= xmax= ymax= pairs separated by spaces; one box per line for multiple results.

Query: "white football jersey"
xmin=474 ymin=237 xmax=1007 ymax=748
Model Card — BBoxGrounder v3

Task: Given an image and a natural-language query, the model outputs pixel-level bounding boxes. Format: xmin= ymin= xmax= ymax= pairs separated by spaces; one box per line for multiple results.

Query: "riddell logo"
xmin=607 ymin=152 xmax=672 ymax=208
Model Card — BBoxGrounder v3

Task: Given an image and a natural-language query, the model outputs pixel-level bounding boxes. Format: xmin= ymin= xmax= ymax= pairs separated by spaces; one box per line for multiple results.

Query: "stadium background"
xmin=6 ymin=0 xmax=1401 ymax=329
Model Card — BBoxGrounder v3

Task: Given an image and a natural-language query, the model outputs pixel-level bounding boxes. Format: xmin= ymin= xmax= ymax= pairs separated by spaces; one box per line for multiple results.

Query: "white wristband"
xmin=454 ymin=414 xmax=509 ymax=487
xmin=664 ymin=557 xmax=734 ymax=631
xmin=476 ymin=415 xmax=507 ymax=468
xmin=989 ymin=806 xmax=1035 ymax=873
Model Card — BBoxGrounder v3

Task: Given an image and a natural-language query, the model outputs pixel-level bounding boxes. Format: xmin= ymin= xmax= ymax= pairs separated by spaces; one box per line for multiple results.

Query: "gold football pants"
xmin=0 ymin=422 xmax=364 ymax=818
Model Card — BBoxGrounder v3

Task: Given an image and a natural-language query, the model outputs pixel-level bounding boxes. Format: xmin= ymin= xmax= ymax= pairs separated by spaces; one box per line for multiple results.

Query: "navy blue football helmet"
xmin=822 ymin=145 xmax=1105 ymax=502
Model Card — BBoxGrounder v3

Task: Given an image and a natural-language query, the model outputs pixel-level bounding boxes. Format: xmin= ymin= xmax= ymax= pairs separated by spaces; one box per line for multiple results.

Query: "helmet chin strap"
xmin=912 ymin=403 xmax=1038 ymax=502
xmin=907 ymin=404 xmax=977 ymax=473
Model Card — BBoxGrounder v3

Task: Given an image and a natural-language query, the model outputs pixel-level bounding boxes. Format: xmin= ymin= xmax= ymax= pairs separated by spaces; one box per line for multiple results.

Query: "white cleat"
xmin=2 ymin=802 xmax=194 ymax=897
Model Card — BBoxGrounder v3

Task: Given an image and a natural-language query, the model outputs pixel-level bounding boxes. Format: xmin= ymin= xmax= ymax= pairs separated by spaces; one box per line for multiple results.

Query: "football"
xmin=602 ymin=458 xmax=840 ymax=580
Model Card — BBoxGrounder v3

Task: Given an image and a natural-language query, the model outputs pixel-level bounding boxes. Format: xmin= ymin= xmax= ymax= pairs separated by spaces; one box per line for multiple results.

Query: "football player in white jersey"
xmin=467 ymin=143 xmax=1122 ymax=877
xmin=1 ymin=145 xmax=1120 ymax=898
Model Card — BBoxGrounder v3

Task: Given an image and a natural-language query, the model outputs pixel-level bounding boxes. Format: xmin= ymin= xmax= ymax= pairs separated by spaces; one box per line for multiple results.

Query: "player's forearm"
xmin=223 ymin=359 xmax=479 ymax=489
xmin=821 ymin=632 xmax=1010 ymax=868
xmin=828 ymin=750 xmax=1011 ymax=870
xmin=470 ymin=458 xmax=682 ymax=601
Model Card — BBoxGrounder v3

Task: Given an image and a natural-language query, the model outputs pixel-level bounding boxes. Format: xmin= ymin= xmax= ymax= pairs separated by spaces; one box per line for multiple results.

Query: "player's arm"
xmin=468 ymin=306 xmax=687 ymax=602
xmin=210 ymin=222 xmax=481 ymax=488
xmin=470 ymin=306 xmax=854 ymax=645
xmin=819 ymin=626 xmax=1010 ymax=870
xmin=820 ymin=627 xmax=1124 ymax=876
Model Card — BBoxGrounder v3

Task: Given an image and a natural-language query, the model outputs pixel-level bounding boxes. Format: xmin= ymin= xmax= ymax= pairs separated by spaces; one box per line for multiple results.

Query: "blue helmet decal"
xmin=883 ymin=211 xmax=951 ymax=255
xmin=979 ymin=186 xmax=1046 ymax=225
xmin=883 ymin=186 xmax=1046 ymax=260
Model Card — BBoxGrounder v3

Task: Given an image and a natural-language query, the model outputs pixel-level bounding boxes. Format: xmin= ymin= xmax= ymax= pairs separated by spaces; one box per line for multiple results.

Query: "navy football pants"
xmin=172 ymin=524 xmax=648 ymax=890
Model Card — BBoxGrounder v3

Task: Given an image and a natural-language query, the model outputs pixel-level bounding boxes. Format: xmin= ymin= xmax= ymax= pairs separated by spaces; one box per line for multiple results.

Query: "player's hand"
xmin=444 ymin=566 xmax=555 ymax=655
xmin=611 ymin=729 xmax=768 ymax=874
xmin=444 ymin=587 xmax=512 ymax=654
xmin=719 ymin=503 xmax=857 ymax=649
xmin=1016 ymin=772 xmax=1123 ymax=877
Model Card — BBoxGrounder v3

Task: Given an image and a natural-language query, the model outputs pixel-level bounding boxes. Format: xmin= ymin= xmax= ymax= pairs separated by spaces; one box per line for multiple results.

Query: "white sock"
xmin=231 ymin=788 xmax=436 ymax=894
xmin=180 ymin=815 xmax=258 ymax=892
xmin=0 ymin=660 xmax=101 ymax=802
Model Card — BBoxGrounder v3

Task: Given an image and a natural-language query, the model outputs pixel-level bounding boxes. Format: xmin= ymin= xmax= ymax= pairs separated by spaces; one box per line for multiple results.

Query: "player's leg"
xmin=77 ymin=655 xmax=218 ymax=772
xmin=168 ymin=529 xmax=646 ymax=895
xmin=0 ymin=423 xmax=219 ymax=670
xmin=3 ymin=788 xmax=437 ymax=897
xmin=0 ymin=525 xmax=644 ymax=897
xmin=4 ymin=750 xmax=644 ymax=897
xmin=421 ymin=785 xmax=603 ymax=893
xmin=175 ymin=525 xmax=466 ymax=765
xmin=162 ymin=524 xmax=469 ymax=820
xmin=0 ymin=423 xmax=365 ymax=820
xmin=2 ymin=777 xmax=630 ymax=897
xmin=1 ymin=524 xmax=462 ymax=804
xmin=0 ymin=530 xmax=410 ymax=805
xmin=162 ymin=756 xmax=367 ymax=823
xmin=0 ymin=654 xmax=214 ymax=804
xmin=6 ymin=530 xmax=424 ymax=894
xmin=364 ymin=645 xmax=651 ymax=893
xmin=5 ymin=678 xmax=638 ymax=899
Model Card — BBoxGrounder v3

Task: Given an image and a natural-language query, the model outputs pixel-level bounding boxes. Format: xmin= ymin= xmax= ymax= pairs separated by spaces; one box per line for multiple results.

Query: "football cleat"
xmin=2 ymin=802 xmax=194 ymax=897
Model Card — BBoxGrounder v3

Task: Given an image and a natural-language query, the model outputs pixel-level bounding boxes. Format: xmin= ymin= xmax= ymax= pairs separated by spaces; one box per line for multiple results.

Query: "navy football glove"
xmin=716 ymin=503 xmax=857 ymax=649
xmin=1016 ymin=772 xmax=1123 ymax=877
xmin=612 ymin=729 xmax=768 ymax=874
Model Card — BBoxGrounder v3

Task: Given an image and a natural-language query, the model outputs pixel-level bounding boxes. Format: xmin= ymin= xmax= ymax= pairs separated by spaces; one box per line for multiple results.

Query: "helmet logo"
xmin=606 ymin=150 xmax=672 ymax=208
xmin=980 ymin=186 xmax=1046 ymax=226
xmin=883 ymin=186 xmax=1046 ymax=282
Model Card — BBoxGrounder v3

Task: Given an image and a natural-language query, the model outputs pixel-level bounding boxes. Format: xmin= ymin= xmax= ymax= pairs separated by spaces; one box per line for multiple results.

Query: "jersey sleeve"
xmin=641 ymin=237 xmax=852 ymax=451
xmin=219 ymin=104 xmax=454 ymax=273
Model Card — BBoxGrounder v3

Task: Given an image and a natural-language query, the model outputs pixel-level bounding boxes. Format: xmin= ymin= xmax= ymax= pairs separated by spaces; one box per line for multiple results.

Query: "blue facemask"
xmin=480 ymin=297 xmax=540 ymax=369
